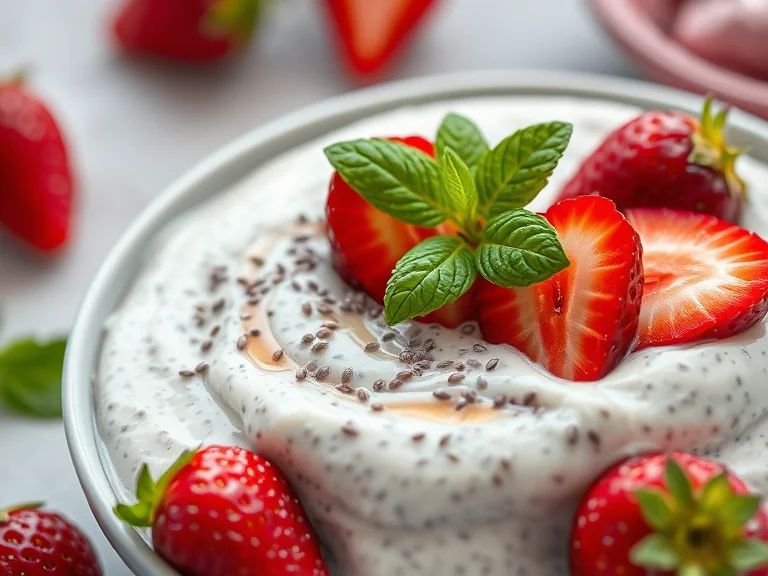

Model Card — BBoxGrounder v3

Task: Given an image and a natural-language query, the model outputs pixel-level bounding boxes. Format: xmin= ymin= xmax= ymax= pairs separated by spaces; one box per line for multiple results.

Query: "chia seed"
xmin=272 ymin=349 xmax=284 ymax=361
xmin=341 ymin=423 xmax=359 ymax=437
xmin=486 ymin=358 xmax=500 ymax=371
xmin=372 ymin=379 xmax=385 ymax=392
xmin=476 ymin=376 xmax=488 ymax=390
xmin=493 ymin=394 xmax=507 ymax=408
xmin=412 ymin=432 xmax=426 ymax=442
xmin=433 ymin=390 xmax=451 ymax=401
xmin=306 ymin=360 xmax=318 ymax=373
xmin=296 ymin=367 xmax=308 ymax=382
xmin=237 ymin=336 xmax=248 ymax=351
xmin=364 ymin=342 xmax=380 ymax=353
xmin=566 ymin=425 xmax=580 ymax=446
xmin=201 ymin=340 xmax=213 ymax=352
xmin=436 ymin=360 xmax=454 ymax=370
xmin=316 ymin=328 xmax=332 ymax=339
xmin=388 ymin=379 xmax=403 ymax=391
xmin=316 ymin=366 xmax=331 ymax=381
xmin=249 ymin=329 xmax=261 ymax=337
xmin=447 ymin=373 xmax=465 ymax=385
xmin=381 ymin=332 xmax=397 ymax=342
xmin=473 ymin=344 xmax=487 ymax=354
xmin=178 ymin=370 xmax=195 ymax=378
xmin=341 ymin=368 xmax=353 ymax=384
xmin=195 ymin=362 xmax=209 ymax=373
xmin=311 ymin=341 xmax=329 ymax=352
xmin=466 ymin=358 xmax=482 ymax=369
xmin=210 ymin=325 xmax=221 ymax=337
xmin=357 ymin=388 xmax=370 ymax=402
xmin=460 ymin=325 xmax=476 ymax=335
xmin=371 ymin=403 xmax=384 ymax=412
xmin=301 ymin=303 xmax=312 ymax=317
xmin=321 ymin=322 xmax=339 ymax=330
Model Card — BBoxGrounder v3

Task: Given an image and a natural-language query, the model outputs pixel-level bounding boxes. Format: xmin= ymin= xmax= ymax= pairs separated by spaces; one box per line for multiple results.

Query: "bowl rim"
xmin=63 ymin=70 xmax=768 ymax=576
xmin=587 ymin=0 xmax=768 ymax=117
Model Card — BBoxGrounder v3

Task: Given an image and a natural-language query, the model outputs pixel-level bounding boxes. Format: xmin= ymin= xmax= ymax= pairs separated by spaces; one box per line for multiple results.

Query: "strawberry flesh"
xmin=0 ymin=84 xmax=74 ymax=252
xmin=326 ymin=135 xmax=473 ymax=328
xmin=322 ymin=0 xmax=439 ymax=77
xmin=475 ymin=196 xmax=643 ymax=381
xmin=625 ymin=207 xmax=768 ymax=350
xmin=558 ymin=111 xmax=742 ymax=223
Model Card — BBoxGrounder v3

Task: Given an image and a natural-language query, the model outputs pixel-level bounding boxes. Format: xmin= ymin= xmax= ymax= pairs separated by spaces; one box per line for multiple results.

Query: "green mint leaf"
xmin=384 ymin=236 xmax=477 ymax=326
xmin=324 ymin=139 xmax=446 ymax=227
xmin=436 ymin=113 xmax=489 ymax=172
xmin=0 ymin=337 xmax=67 ymax=418
xmin=439 ymin=147 xmax=478 ymax=228
xmin=721 ymin=494 xmax=762 ymax=527
xmin=630 ymin=533 xmax=679 ymax=570
xmin=700 ymin=472 xmax=734 ymax=512
xmin=476 ymin=210 xmax=569 ymax=287
xmin=731 ymin=539 xmax=768 ymax=571
xmin=635 ymin=489 xmax=675 ymax=531
xmin=475 ymin=121 xmax=573 ymax=217
xmin=665 ymin=457 xmax=694 ymax=507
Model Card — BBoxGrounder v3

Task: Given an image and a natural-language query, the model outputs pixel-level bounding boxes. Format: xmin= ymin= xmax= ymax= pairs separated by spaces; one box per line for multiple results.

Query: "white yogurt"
xmin=96 ymin=97 xmax=768 ymax=576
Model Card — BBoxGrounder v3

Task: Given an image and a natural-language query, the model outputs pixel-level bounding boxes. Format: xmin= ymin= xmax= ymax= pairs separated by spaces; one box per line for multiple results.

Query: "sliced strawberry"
xmin=625 ymin=208 xmax=768 ymax=350
xmin=326 ymin=136 xmax=472 ymax=328
xmin=0 ymin=81 xmax=74 ymax=252
xmin=475 ymin=196 xmax=644 ymax=381
xmin=322 ymin=0 xmax=440 ymax=77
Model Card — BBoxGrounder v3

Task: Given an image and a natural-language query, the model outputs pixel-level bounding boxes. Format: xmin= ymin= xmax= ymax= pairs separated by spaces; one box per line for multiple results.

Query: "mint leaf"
xmin=324 ymin=139 xmax=446 ymax=227
xmin=475 ymin=121 xmax=573 ymax=217
xmin=436 ymin=113 xmax=489 ymax=172
xmin=384 ymin=236 xmax=477 ymax=325
xmin=476 ymin=210 xmax=569 ymax=287
xmin=439 ymin=147 xmax=478 ymax=228
xmin=731 ymin=539 xmax=768 ymax=571
xmin=630 ymin=533 xmax=679 ymax=570
xmin=0 ymin=337 xmax=66 ymax=418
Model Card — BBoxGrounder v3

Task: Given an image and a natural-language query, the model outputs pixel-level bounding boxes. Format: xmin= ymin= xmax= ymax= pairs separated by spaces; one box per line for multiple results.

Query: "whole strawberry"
xmin=570 ymin=453 xmax=768 ymax=576
xmin=0 ymin=503 xmax=102 ymax=575
xmin=558 ymin=98 xmax=746 ymax=223
xmin=0 ymin=75 xmax=74 ymax=252
xmin=112 ymin=0 xmax=260 ymax=63
xmin=115 ymin=445 xmax=329 ymax=576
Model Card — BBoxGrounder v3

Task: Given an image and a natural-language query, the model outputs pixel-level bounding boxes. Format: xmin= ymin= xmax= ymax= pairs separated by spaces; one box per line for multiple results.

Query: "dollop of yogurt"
xmin=96 ymin=97 xmax=768 ymax=576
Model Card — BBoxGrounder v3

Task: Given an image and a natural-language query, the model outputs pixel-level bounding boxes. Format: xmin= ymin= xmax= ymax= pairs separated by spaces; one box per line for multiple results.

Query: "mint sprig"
xmin=324 ymin=113 xmax=573 ymax=326
xmin=0 ymin=337 xmax=67 ymax=418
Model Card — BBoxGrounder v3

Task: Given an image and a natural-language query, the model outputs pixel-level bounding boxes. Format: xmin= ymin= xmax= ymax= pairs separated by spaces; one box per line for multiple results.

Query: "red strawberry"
xmin=0 ymin=77 xmax=74 ymax=252
xmin=112 ymin=0 xmax=260 ymax=63
xmin=625 ymin=208 xmax=768 ymax=350
xmin=570 ymin=453 xmax=768 ymax=576
xmin=558 ymin=98 xmax=746 ymax=223
xmin=0 ymin=503 xmax=102 ymax=575
xmin=326 ymin=135 xmax=473 ymax=328
xmin=475 ymin=196 xmax=643 ymax=381
xmin=115 ymin=445 xmax=328 ymax=576
xmin=322 ymin=0 xmax=440 ymax=78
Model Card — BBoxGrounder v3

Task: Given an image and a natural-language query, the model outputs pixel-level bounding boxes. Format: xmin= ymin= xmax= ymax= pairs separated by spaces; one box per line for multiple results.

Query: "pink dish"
xmin=587 ymin=0 xmax=768 ymax=119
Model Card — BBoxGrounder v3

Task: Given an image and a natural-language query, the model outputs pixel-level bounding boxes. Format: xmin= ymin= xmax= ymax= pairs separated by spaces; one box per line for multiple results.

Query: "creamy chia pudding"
xmin=97 ymin=96 xmax=768 ymax=576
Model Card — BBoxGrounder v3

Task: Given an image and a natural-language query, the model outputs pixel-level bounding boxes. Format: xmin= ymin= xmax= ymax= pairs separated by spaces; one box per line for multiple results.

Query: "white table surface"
xmin=0 ymin=0 xmax=637 ymax=573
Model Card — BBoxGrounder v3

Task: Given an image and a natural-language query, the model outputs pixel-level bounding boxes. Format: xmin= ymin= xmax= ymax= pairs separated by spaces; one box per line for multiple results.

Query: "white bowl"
xmin=63 ymin=71 xmax=768 ymax=576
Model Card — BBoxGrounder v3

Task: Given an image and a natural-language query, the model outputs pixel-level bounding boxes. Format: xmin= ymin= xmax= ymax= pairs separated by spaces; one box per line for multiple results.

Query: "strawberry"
xmin=112 ymin=0 xmax=260 ymax=63
xmin=570 ymin=453 xmax=768 ymax=576
xmin=115 ymin=445 xmax=328 ymax=576
xmin=0 ymin=503 xmax=102 ymax=575
xmin=322 ymin=0 xmax=440 ymax=78
xmin=475 ymin=196 xmax=643 ymax=381
xmin=558 ymin=98 xmax=746 ymax=223
xmin=0 ymin=76 xmax=74 ymax=252
xmin=326 ymin=135 xmax=473 ymax=327
xmin=625 ymin=208 xmax=768 ymax=350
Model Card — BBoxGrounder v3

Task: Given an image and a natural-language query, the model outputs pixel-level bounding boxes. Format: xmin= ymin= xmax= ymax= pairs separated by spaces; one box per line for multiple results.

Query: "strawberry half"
xmin=326 ymin=136 xmax=473 ymax=328
xmin=322 ymin=0 xmax=440 ymax=78
xmin=475 ymin=196 xmax=644 ymax=381
xmin=0 ymin=78 xmax=74 ymax=252
xmin=625 ymin=208 xmax=768 ymax=350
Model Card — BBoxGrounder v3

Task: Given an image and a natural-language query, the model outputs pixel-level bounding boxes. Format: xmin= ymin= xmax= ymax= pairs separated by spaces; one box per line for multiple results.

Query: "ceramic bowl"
xmin=62 ymin=71 xmax=768 ymax=576
xmin=587 ymin=0 xmax=768 ymax=119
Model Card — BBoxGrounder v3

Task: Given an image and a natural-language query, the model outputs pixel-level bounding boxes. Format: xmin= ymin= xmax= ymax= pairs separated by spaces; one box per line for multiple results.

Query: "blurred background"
xmin=1 ymin=0 xmax=766 ymax=574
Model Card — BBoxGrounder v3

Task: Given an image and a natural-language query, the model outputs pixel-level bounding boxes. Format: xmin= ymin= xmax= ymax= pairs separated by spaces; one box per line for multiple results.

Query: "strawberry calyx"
xmin=113 ymin=449 xmax=197 ymax=528
xmin=688 ymin=96 xmax=748 ymax=201
xmin=0 ymin=502 xmax=43 ymax=524
xmin=202 ymin=0 xmax=261 ymax=45
xmin=631 ymin=457 xmax=768 ymax=575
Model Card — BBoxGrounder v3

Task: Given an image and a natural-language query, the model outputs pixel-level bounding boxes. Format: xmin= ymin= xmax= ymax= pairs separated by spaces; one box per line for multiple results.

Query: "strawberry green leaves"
xmin=476 ymin=121 xmax=573 ymax=217
xmin=0 ymin=337 xmax=67 ymax=418
xmin=630 ymin=457 xmax=768 ymax=575
xmin=325 ymin=112 xmax=573 ymax=325
xmin=477 ymin=210 xmax=569 ymax=287
xmin=384 ymin=236 xmax=476 ymax=326
xmin=324 ymin=139 xmax=446 ymax=227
